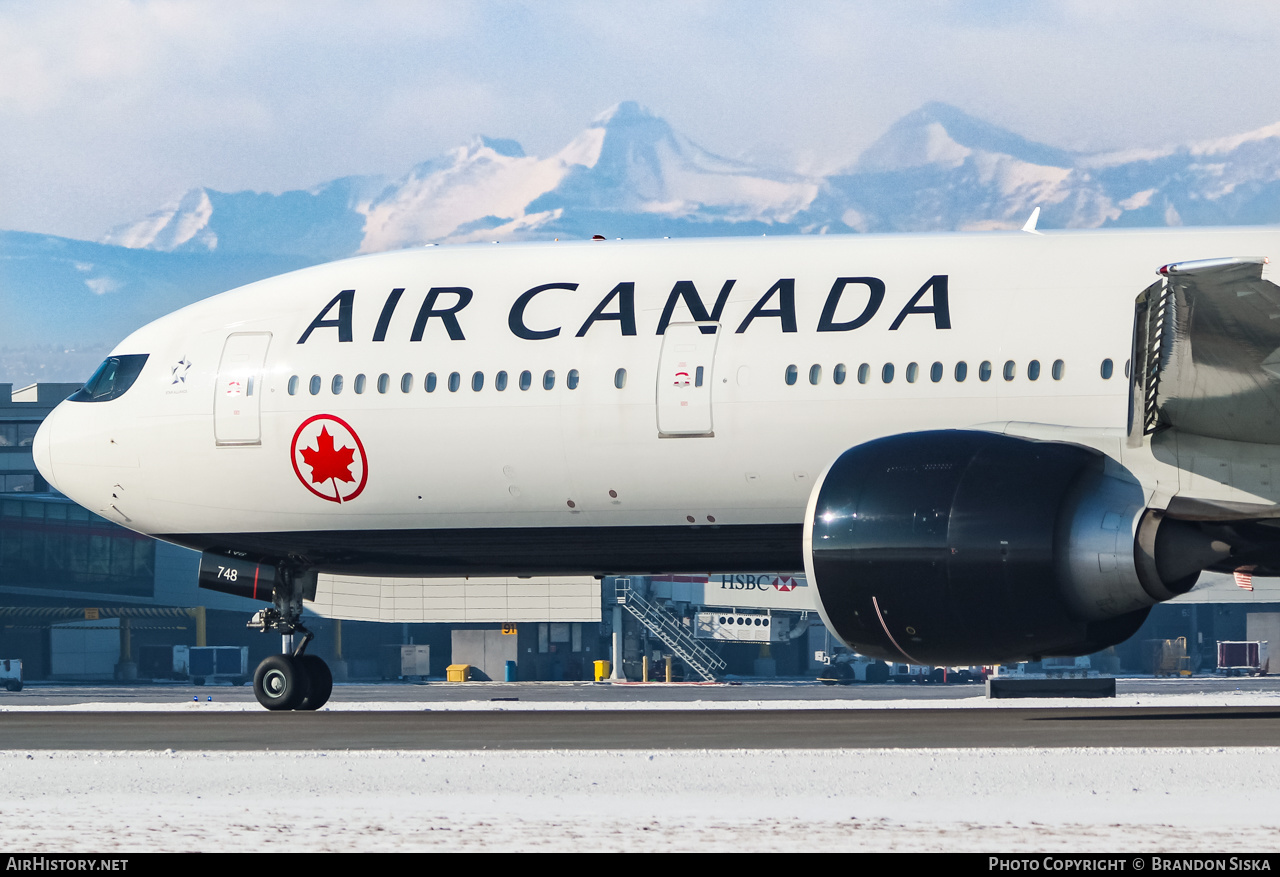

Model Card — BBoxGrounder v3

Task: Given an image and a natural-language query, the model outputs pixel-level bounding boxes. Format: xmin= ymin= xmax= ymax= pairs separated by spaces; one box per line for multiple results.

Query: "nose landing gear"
xmin=244 ymin=567 xmax=333 ymax=712
xmin=199 ymin=551 xmax=334 ymax=711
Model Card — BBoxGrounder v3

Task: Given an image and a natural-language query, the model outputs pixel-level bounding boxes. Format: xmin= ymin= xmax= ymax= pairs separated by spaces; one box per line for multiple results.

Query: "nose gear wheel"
xmin=253 ymin=654 xmax=310 ymax=711
xmin=244 ymin=564 xmax=333 ymax=711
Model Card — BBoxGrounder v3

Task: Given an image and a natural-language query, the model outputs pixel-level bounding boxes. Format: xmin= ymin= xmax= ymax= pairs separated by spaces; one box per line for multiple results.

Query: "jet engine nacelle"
xmin=803 ymin=430 xmax=1200 ymax=665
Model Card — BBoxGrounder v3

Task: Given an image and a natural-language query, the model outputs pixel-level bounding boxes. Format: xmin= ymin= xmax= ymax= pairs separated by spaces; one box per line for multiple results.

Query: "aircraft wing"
xmin=1131 ymin=256 xmax=1280 ymax=445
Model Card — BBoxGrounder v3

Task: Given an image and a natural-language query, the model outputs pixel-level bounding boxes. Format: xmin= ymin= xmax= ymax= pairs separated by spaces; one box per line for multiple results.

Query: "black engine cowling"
xmin=804 ymin=430 xmax=1195 ymax=665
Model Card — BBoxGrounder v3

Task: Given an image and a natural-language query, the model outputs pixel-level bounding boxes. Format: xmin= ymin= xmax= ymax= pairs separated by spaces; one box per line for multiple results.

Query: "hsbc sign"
xmin=648 ymin=574 xmax=814 ymax=611
xmin=708 ymin=574 xmax=812 ymax=611
xmin=717 ymin=574 xmax=804 ymax=593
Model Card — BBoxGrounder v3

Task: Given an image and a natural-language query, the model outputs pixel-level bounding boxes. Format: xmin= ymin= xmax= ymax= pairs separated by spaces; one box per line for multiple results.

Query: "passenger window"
xmin=1028 ymin=360 xmax=1041 ymax=381
xmin=448 ymin=372 xmax=461 ymax=392
xmin=692 ymin=367 xmax=701 ymax=388
xmin=520 ymin=370 xmax=532 ymax=391
xmin=309 ymin=375 xmax=321 ymax=395
xmin=614 ymin=368 xmax=627 ymax=389
xmin=400 ymin=373 xmax=413 ymax=393
xmin=955 ymin=362 xmax=968 ymax=382
xmin=785 ymin=364 xmax=798 ymax=386
xmin=930 ymin=362 xmax=943 ymax=383
xmin=833 ymin=363 xmax=846 ymax=385
xmin=496 ymin=371 xmax=509 ymax=391
xmin=354 ymin=374 xmax=366 ymax=394
xmin=809 ymin=364 xmax=822 ymax=385
xmin=1101 ymin=358 xmax=1114 ymax=379
xmin=426 ymin=372 xmax=437 ymax=393
xmin=543 ymin=370 xmax=556 ymax=390
xmin=331 ymin=375 xmax=344 ymax=394
xmin=472 ymin=371 xmax=484 ymax=392
xmin=857 ymin=363 xmax=870 ymax=384
xmin=377 ymin=373 xmax=389 ymax=394
xmin=979 ymin=361 xmax=992 ymax=382
xmin=1052 ymin=360 xmax=1064 ymax=380
xmin=906 ymin=362 xmax=919 ymax=383
xmin=881 ymin=363 xmax=894 ymax=383
xmin=568 ymin=369 xmax=580 ymax=389
xmin=288 ymin=376 xmax=298 ymax=396
xmin=1003 ymin=361 xmax=1016 ymax=381
xmin=1125 ymin=359 xmax=1131 ymax=378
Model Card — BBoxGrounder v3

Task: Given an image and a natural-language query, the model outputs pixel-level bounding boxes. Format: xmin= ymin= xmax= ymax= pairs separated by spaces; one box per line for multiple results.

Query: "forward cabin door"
xmin=214 ymin=332 xmax=272 ymax=447
xmin=656 ymin=321 xmax=719 ymax=437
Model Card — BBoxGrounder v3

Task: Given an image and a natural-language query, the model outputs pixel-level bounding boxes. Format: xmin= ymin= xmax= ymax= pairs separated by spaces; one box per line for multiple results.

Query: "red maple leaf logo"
xmin=290 ymin=415 xmax=368 ymax=504
xmin=299 ymin=426 xmax=356 ymax=486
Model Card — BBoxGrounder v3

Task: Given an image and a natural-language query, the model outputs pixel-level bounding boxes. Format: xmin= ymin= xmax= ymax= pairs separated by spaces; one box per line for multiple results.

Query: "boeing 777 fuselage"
xmin=33 ymin=227 xmax=1280 ymax=708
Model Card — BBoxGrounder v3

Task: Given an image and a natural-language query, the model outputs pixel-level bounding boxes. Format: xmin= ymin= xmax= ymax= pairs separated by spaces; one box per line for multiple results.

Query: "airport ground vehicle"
xmin=0 ymin=659 xmax=22 ymax=692
xmin=816 ymin=653 xmax=889 ymax=684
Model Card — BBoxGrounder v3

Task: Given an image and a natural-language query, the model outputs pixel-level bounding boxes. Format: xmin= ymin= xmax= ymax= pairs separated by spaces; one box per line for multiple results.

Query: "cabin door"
xmin=656 ymin=321 xmax=719 ymax=437
xmin=214 ymin=332 xmax=272 ymax=446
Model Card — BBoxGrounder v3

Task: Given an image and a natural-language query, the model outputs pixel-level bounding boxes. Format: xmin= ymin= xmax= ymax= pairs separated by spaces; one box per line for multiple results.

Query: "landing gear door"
xmin=656 ymin=321 xmax=719 ymax=437
xmin=215 ymin=332 xmax=272 ymax=447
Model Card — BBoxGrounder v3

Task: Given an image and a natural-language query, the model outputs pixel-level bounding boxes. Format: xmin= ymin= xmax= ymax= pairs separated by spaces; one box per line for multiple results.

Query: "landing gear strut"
xmin=245 ymin=567 xmax=332 ymax=711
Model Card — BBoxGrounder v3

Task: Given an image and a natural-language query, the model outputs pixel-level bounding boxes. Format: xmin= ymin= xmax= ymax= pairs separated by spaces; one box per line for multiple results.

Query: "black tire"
xmin=865 ymin=663 xmax=890 ymax=684
xmin=818 ymin=661 xmax=855 ymax=685
xmin=297 ymin=655 xmax=333 ymax=711
xmin=5 ymin=680 xmax=21 ymax=692
xmin=253 ymin=654 xmax=310 ymax=711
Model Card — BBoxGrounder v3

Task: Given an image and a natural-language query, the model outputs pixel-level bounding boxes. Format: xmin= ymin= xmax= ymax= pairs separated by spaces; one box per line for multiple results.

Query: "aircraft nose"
xmin=32 ymin=410 xmax=56 ymax=492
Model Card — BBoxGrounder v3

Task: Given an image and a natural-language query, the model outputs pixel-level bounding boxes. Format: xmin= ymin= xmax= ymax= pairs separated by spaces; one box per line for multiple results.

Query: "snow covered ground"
xmin=3 ymin=747 xmax=1279 ymax=852
xmin=3 ymin=691 xmax=1280 ymax=852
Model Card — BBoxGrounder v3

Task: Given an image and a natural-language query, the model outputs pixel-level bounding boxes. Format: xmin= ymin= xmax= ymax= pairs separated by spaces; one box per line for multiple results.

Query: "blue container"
xmin=504 ymin=660 xmax=518 ymax=682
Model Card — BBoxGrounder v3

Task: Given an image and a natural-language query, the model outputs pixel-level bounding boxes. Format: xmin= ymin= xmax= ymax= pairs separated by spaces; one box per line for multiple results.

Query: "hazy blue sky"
xmin=4 ymin=0 xmax=1280 ymax=240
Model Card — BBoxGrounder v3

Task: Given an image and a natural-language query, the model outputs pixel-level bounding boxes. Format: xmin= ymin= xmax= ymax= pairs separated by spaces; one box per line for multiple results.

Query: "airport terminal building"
xmin=2 ymin=382 xmax=1278 ymax=685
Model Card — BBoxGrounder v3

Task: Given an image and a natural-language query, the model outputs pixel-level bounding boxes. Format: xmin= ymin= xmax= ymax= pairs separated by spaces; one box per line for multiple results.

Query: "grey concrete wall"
xmin=451 ymin=629 xmax=519 ymax=681
xmin=1246 ymin=612 xmax=1280 ymax=673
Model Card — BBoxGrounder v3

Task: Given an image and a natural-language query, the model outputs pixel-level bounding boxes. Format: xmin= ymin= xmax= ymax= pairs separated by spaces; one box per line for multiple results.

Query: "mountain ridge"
xmin=97 ymin=100 xmax=1280 ymax=254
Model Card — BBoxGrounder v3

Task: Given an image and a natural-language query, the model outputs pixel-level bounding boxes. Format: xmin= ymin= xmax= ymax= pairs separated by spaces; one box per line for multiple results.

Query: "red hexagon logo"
xmin=291 ymin=414 xmax=368 ymax=504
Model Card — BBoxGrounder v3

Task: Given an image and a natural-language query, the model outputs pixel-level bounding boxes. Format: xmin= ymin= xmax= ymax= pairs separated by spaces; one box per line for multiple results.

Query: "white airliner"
xmin=31 ymin=227 xmax=1280 ymax=709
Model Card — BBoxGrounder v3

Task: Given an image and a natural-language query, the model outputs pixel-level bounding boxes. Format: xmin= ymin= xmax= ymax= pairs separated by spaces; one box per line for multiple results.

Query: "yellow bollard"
xmin=665 ymin=654 xmax=672 ymax=682
xmin=642 ymin=655 xmax=649 ymax=682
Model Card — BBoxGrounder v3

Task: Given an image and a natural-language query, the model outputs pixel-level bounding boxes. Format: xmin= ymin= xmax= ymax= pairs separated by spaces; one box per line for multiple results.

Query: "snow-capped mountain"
xmin=811 ymin=102 xmax=1108 ymax=233
xmin=102 ymin=102 xmax=823 ymax=256
xmin=101 ymin=175 xmax=387 ymax=260
xmin=814 ymin=102 xmax=1280 ymax=233
xmin=100 ymin=100 xmax=1280 ymax=259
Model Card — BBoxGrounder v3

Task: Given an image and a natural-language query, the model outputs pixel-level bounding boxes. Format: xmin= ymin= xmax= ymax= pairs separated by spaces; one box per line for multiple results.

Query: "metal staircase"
xmin=613 ymin=578 xmax=726 ymax=682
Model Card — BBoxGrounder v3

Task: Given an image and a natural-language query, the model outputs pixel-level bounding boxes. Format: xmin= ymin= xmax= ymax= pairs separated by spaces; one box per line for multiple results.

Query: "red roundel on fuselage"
xmin=290 ymin=414 xmax=368 ymax=504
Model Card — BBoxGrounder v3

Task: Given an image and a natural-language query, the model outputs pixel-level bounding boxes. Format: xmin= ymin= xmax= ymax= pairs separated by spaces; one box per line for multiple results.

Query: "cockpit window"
xmin=67 ymin=354 xmax=149 ymax=403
